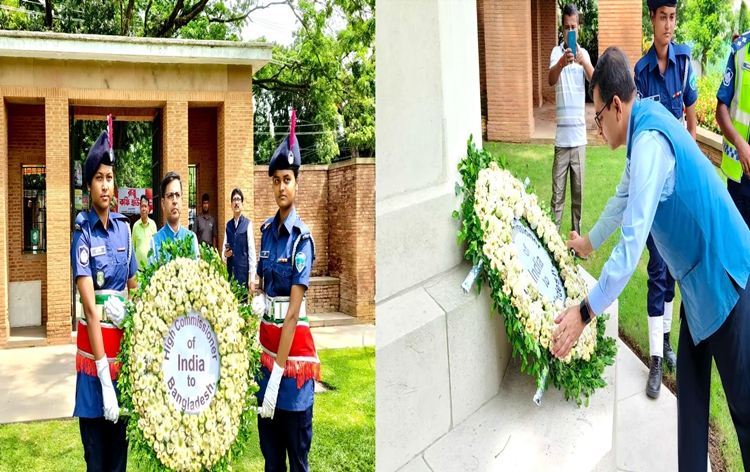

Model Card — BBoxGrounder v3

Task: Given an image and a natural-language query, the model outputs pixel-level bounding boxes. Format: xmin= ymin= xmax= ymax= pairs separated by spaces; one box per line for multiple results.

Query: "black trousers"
xmin=258 ymin=406 xmax=313 ymax=472
xmin=677 ymin=277 xmax=750 ymax=471
xmin=79 ymin=417 xmax=128 ymax=472
xmin=646 ymin=233 xmax=676 ymax=318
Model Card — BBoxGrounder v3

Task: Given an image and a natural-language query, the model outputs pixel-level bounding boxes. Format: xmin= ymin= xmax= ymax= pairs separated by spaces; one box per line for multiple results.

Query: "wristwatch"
xmin=579 ymin=299 xmax=592 ymax=325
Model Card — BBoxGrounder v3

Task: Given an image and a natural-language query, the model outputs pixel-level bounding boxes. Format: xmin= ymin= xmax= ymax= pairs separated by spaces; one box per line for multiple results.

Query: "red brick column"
xmin=328 ymin=161 xmax=375 ymax=322
xmin=0 ymin=98 xmax=8 ymax=348
xmin=217 ymin=95 xmax=254 ymax=236
xmin=484 ymin=0 xmax=534 ymax=142
xmin=162 ymin=101 xmax=189 ymax=228
xmin=477 ymin=0 xmax=488 ymax=136
xmin=598 ymin=0 xmax=642 ymax=71
xmin=541 ymin=0 xmax=558 ymax=104
xmin=531 ymin=0 xmax=542 ymax=107
xmin=45 ymin=96 xmax=70 ymax=345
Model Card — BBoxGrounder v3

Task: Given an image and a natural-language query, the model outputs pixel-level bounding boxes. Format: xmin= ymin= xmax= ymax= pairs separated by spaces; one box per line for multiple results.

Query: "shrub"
xmin=695 ymin=73 xmax=722 ymax=135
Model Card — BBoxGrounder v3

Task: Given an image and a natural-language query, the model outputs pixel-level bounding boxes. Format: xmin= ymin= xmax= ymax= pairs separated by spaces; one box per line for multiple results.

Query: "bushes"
xmin=695 ymin=73 xmax=722 ymax=135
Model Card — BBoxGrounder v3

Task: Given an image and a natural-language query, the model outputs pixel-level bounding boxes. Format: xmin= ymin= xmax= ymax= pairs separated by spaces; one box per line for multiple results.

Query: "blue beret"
xmin=268 ymin=134 xmax=301 ymax=177
xmin=647 ymin=0 xmax=677 ymax=10
xmin=85 ymin=131 xmax=114 ymax=184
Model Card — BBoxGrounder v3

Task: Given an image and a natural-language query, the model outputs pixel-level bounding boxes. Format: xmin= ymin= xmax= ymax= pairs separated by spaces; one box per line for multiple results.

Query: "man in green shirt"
xmin=132 ymin=194 xmax=157 ymax=270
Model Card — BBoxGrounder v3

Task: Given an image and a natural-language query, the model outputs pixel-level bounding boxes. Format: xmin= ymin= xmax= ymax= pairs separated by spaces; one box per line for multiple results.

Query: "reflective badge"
xmin=689 ymin=72 xmax=697 ymax=91
xmin=79 ymin=246 xmax=89 ymax=267
xmin=96 ymin=270 xmax=105 ymax=287
xmin=724 ymin=68 xmax=734 ymax=87
xmin=288 ymin=150 xmax=294 ymax=165
xmin=295 ymin=251 xmax=306 ymax=273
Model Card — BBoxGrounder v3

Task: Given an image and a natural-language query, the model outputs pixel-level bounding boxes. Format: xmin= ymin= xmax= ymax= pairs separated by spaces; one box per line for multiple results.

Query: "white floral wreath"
xmin=127 ymin=257 xmax=251 ymax=472
xmin=474 ymin=162 xmax=597 ymax=363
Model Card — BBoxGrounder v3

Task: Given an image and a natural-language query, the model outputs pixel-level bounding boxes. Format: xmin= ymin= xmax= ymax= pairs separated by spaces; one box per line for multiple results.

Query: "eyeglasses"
xmin=594 ymin=99 xmax=613 ymax=130
xmin=232 ymin=197 xmax=243 ymax=203
xmin=165 ymin=192 xmax=181 ymax=201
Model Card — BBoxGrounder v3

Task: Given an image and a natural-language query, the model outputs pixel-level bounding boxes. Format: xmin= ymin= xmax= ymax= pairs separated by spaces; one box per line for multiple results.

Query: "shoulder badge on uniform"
xmin=78 ymin=245 xmax=89 ymax=267
xmin=689 ymin=72 xmax=696 ymax=91
xmin=724 ymin=68 xmax=734 ymax=87
xmin=295 ymin=251 xmax=307 ymax=273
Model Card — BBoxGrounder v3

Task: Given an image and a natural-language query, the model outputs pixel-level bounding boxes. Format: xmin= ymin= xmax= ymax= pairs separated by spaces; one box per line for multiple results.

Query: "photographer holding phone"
xmin=548 ymin=3 xmax=594 ymax=237
xmin=222 ymin=187 xmax=257 ymax=295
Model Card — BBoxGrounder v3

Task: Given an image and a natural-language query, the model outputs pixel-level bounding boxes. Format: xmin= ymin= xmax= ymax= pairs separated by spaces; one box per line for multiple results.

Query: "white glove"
xmin=96 ymin=356 xmax=120 ymax=423
xmin=251 ymin=293 xmax=267 ymax=317
xmin=259 ymin=362 xmax=284 ymax=419
xmin=104 ymin=297 xmax=126 ymax=328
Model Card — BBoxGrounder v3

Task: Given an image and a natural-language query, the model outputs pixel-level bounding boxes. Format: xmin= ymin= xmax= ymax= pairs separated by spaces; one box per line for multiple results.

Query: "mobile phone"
xmin=225 ymin=243 xmax=231 ymax=250
xmin=567 ymin=30 xmax=577 ymax=58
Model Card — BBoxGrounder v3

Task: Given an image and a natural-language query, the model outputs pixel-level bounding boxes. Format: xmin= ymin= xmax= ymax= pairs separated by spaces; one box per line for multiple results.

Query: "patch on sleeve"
xmin=295 ymin=251 xmax=307 ymax=273
xmin=724 ymin=68 xmax=734 ymax=87
xmin=78 ymin=245 xmax=89 ymax=267
xmin=689 ymin=72 xmax=696 ymax=91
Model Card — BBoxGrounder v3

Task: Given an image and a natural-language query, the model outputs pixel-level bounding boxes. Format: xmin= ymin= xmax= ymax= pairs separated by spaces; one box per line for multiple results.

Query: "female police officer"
xmin=256 ymin=117 xmax=320 ymax=472
xmin=71 ymin=129 xmax=138 ymax=472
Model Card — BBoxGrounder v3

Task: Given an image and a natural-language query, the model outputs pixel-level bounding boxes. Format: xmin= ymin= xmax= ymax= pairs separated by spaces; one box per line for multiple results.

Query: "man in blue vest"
xmin=222 ymin=187 xmax=257 ymax=296
xmin=557 ymin=46 xmax=750 ymax=471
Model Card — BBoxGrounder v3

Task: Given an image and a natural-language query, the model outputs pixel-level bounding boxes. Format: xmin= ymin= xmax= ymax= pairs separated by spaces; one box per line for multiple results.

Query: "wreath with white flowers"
xmin=118 ymin=236 xmax=262 ymax=472
xmin=455 ymin=137 xmax=616 ymax=406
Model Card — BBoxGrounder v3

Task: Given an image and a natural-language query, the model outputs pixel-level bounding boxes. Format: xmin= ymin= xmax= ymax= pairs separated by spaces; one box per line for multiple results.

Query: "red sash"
xmin=75 ymin=320 xmax=124 ymax=380
xmin=259 ymin=322 xmax=320 ymax=388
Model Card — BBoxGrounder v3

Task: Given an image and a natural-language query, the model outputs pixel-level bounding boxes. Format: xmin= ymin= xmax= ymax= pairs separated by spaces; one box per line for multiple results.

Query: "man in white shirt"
xmin=222 ymin=188 xmax=257 ymax=295
xmin=548 ymin=3 xmax=594 ymax=235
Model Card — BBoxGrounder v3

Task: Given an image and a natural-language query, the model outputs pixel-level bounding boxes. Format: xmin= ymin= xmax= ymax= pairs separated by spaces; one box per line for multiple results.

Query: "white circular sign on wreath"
xmin=511 ymin=219 xmax=566 ymax=305
xmin=162 ymin=311 xmax=221 ymax=414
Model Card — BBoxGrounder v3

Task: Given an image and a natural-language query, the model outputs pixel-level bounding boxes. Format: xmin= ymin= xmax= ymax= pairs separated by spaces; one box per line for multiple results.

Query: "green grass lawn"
xmin=487 ymin=141 xmax=743 ymax=472
xmin=0 ymin=347 xmax=375 ymax=472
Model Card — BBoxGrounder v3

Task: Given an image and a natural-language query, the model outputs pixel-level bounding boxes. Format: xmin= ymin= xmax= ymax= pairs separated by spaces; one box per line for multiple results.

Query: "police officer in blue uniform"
xmin=71 ymin=130 xmax=138 ymax=472
xmin=633 ymin=0 xmax=698 ymax=399
xmin=255 ymin=125 xmax=320 ymax=472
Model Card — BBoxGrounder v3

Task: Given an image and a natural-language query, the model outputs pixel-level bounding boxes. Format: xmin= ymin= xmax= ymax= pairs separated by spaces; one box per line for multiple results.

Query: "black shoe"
xmin=647 ymin=356 xmax=663 ymax=399
xmin=664 ymin=332 xmax=677 ymax=372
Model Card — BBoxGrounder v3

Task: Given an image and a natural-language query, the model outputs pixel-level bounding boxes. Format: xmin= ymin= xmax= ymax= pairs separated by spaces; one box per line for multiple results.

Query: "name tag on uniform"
xmin=91 ymin=246 xmax=106 ymax=257
xmin=260 ymin=251 xmax=270 ymax=259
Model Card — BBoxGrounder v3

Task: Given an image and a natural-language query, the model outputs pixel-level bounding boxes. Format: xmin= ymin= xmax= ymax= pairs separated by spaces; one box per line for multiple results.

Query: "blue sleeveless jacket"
xmin=226 ymin=215 xmax=250 ymax=286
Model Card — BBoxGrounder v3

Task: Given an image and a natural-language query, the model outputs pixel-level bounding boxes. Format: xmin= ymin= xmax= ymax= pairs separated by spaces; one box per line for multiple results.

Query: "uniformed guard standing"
xmin=631 ymin=0 xmax=698 ymax=399
xmin=256 ymin=113 xmax=320 ymax=472
xmin=71 ymin=127 xmax=138 ymax=472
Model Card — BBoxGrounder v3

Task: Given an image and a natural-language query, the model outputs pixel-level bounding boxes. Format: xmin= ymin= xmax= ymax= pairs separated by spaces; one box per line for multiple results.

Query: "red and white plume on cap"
xmin=290 ymin=109 xmax=296 ymax=147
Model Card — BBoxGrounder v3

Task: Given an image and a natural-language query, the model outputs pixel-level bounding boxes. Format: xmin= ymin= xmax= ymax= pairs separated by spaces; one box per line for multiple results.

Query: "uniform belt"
xmin=78 ymin=290 xmax=126 ymax=322
xmin=264 ymin=296 xmax=307 ymax=322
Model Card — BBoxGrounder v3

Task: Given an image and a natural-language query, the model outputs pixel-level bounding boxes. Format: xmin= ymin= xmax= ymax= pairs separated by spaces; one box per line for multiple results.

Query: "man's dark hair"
xmin=160 ymin=171 xmax=182 ymax=198
xmin=562 ymin=3 xmax=578 ymax=22
xmin=140 ymin=194 xmax=149 ymax=205
xmin=202 ymin=193 xmax=210 ymax=202
xmin=231 ymin=188 xmax=244 ymax=202
xmin=589 ymin=46 xmax=637 ymax=107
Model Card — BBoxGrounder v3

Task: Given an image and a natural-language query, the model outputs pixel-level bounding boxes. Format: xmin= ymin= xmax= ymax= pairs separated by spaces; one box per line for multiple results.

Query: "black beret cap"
xmin=268 ymin=134 xmax=301 ymax=177
xmin=84 ymin=131 xmax=114 ymax=184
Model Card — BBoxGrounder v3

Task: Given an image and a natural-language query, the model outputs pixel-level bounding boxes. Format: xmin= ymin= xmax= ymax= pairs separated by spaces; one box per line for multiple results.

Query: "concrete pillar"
xmin=598 ymin=0 xmax=643 ymax=71
xmin=0 ymin=97 xmax=8 ymax=348
xmin=484 ymin=0 xmax=534 ymax=142
xmin=45 ymin=96 xmax=70 ymax=345
xmin=162 ymin=101 xmax=189 ymax=229
xmin=376 ymin=1 xmax=510 ymax=471
xmin=217 ymin=95 xmax=254 ymax=236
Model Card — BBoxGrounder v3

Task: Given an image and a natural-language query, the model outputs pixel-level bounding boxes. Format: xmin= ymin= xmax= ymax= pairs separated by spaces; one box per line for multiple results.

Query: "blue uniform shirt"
xmin=634 ymin=42 xmax=697 ymax=121
xmin=148 ymin=223 xmax=200 ymax=264
xmin=717 ymin=33 xmax=750 ymax=196
xmin=71 ymin=210 xmax=137 ymax=418
xmin=255 ymin=207 xmax=316 ymax=411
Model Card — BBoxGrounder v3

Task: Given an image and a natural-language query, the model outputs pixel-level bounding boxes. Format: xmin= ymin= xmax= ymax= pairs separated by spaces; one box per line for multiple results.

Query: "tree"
xmin=739 ymin=0 xmax=750 ymax=36
xmin=679 ymin=0 xmax=733 ymax=76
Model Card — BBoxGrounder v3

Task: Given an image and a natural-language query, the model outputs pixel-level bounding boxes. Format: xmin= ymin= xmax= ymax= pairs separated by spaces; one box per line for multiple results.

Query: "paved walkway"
xmin=0 ymin=324 xmax=374 ymax=424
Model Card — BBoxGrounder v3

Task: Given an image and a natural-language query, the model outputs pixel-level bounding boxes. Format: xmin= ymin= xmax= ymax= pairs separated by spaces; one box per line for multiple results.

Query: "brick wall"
xmin=45 ymin=97 xmax=70 ymax=345
xmin=188 ymin=107 xmax=218 ymax=247
xmin=598 ymin=0 xmax=642 ymax=72
xmin=307 ymin=283 xmax=340 ymax=314
xmin=328 ymin=161 xmax=375 ymax=321
xmin=6 ymin=105 xmax=48 ymax=328
xmin=217 ymin=97 xmax=254 ymax=237
xmin=484 ymin=0 xmax=534 ymax=143
xmin=477 ymin=0 xmax=488 ymax=137
xmin=0 ymin=99 xmax=8 ymax=348
xmin=254 ymin=166 xmax=329 ymax=278
xmin=541 ymin=0 xmax=558 ymax=104
xmin=162 ymin=101 xmax=189 ymax=229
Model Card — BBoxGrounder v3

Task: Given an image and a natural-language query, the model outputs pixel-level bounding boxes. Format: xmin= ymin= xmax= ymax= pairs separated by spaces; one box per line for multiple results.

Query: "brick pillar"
xmin=598 ymin=0 xmax=642 ymax=72
xmin=477 ymin=0 xmax=488 ymax=137
xmin=217 ymin=95 xmax=254 ymax=238
xmin=531 ymin=0 xmax=542 ymax=107
xmin=162 ymin=101 xmax=189 ymax=229
xmin=0 ymin=98 xmax=7 ymax=348
xmin=45 ymin=97 xmax=70 ymax=345
xmin=541 ymin=0 xmax=558 ymax=104
xmin=484 ymin=0 xmax=534 ymax=142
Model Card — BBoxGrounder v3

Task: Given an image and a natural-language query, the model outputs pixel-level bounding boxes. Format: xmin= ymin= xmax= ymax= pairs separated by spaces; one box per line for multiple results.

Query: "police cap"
xmin=84 ymin=130 xmax=114 ymax=184
xmin=268 ymin=134 xmax=301 ymax=177
xmin=647 ymin=0 xmax=677 ymax=11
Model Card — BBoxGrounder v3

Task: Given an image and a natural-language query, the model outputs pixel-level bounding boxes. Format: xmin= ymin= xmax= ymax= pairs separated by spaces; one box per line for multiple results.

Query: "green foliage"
xmin=117 ymin=235 xmax=261 ymax=472
xmin=678 ymin=0 xmax=733 ymax=74
xmin=739 ymin=1 xmax=750 ymax=36
xmin=695 ymin=73 xmax=723 ymax=134
xmin=557 ymin=0 xmax=599 ymax=67
xmin=455 ymin=136 xmax=616 ymax=407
